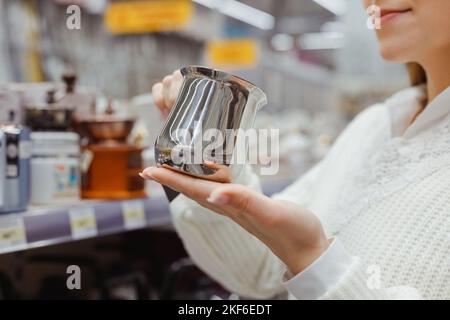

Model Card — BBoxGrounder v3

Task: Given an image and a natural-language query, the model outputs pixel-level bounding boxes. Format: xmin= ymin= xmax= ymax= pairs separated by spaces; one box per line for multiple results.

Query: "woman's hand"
xmin=140 ymin=166 xmax=331 ymax=275
xmin=152 ymin=70 xmax=183 ymax=118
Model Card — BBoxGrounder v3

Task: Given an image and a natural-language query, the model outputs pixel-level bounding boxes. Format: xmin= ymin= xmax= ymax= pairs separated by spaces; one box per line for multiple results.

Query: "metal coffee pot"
xmin=155 ymin=66 xmax=267 ymax=201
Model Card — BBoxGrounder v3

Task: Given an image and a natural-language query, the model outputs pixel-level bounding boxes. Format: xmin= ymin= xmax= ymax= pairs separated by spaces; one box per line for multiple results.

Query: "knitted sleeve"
xmin=283 ymin=239 xmax=423 ymax=300
xmin=319 ymin=257 xmax=423 ymax=300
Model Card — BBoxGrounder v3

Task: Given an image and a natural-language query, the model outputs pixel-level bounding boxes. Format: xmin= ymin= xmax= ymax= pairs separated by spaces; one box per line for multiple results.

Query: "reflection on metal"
xmin=155 ymin=66 xmax=267 ymax=179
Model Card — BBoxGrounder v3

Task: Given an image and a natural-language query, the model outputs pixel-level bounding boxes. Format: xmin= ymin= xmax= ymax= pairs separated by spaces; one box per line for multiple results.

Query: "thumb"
xmin=207 ymin=184 xmax=278 ymax=221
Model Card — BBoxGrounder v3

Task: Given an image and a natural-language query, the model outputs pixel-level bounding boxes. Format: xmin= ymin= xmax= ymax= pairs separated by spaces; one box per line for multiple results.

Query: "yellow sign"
xmin=105 ymin=0 xmax=193 ymax=34
xmin=206 ymin=38 xmax=259 ymax=68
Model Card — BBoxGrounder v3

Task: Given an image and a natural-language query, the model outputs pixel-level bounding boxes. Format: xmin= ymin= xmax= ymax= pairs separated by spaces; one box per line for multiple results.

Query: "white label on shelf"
xmin=121 ymin=200 xmax=146 ymax=230
xmin=0 ymin=216 xmax=27 ymax=251
xmin=69 ymin=207 xmax=98 ymax=240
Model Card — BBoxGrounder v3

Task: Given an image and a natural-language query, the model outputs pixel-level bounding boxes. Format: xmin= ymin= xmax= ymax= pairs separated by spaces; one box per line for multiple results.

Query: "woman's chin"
xmin=378 ymin=44 xmax=411 ymax=63
xmin=376 ymin=34 xmax=421 ymax=63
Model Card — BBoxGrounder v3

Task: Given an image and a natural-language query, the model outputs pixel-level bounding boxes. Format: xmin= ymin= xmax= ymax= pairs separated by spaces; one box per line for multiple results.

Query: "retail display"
xmin=0 ymin=76 xmax=144 ymax=206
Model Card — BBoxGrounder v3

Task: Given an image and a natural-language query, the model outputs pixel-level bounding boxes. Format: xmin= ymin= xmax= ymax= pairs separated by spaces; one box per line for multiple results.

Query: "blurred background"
xmin=0 ymin=0 xmax=409 ymax=300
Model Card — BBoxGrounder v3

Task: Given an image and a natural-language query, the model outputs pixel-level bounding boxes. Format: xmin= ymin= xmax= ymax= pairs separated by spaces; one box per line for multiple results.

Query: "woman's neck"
xmin=421 ymin=50 xmax=450 ymax=104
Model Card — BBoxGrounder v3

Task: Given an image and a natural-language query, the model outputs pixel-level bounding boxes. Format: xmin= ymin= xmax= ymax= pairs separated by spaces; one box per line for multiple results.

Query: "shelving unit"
xmin=0 ymin=193 xmax=171 ymax=255
xmin=0 ymin=179 xmax=293 ymax=255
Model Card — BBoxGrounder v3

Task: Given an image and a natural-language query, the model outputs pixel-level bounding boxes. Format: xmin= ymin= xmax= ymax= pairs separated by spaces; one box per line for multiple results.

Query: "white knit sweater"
xmin=169 ymin=86 xmax=450 ymax=300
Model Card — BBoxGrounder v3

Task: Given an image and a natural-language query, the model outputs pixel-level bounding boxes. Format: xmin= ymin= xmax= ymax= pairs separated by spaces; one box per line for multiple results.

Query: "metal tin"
xmin=0 ymin=125 xmax=31 ymax=213
xmin=30 ymin=132 xmax=80 ymax=205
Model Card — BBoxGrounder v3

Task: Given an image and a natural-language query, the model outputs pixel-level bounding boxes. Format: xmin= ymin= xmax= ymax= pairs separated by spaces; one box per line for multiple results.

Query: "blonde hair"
xmin=407 ymin=62 xmax=427 ymax=86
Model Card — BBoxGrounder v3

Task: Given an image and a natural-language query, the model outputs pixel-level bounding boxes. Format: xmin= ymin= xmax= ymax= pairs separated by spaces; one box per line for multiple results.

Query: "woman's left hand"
xmin=140 ymin=166 xmax=331 ymax=275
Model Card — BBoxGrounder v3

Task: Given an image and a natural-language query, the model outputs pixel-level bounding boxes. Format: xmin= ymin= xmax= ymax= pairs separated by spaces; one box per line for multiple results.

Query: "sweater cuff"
xmin=282 ymin=238 xmax=355 ymax=300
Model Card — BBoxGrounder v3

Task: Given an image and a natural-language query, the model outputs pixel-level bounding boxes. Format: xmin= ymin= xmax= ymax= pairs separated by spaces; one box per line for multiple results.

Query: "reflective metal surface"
xmin=155 ymin=66 xmax=267 ymax=179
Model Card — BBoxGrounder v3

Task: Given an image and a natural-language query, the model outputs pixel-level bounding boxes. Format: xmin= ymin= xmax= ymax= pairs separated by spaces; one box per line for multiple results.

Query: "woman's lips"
xmin=380 ymin=9 xmax=412 ymax=25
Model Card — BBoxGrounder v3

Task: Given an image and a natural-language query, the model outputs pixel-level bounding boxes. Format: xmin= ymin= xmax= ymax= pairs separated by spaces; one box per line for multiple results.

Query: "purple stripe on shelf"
xmin=24 ymin=210 xmax=71 ymax=243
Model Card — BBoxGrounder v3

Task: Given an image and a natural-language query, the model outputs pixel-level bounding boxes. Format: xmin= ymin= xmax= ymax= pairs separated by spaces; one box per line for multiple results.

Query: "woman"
xmin=142 ymin=0 xmax=450 ymax=299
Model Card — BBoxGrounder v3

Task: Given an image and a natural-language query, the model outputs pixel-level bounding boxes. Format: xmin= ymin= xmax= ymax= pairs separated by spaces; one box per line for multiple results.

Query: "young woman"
xmin=143 ymin=0 xmax=450 ymax=299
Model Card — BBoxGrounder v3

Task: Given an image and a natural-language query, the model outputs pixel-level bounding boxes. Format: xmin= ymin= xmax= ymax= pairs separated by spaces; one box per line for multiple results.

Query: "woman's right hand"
xmin=152 ymin=70 xmax=183 ymax=118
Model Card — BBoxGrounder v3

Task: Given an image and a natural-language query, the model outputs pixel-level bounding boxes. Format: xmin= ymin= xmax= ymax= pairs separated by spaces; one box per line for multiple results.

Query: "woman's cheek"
xmin=416 ymin=1 xmax=450 ymax=51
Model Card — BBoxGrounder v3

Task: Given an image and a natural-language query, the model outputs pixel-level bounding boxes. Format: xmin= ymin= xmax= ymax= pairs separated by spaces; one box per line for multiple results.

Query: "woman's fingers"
xmin=141 ymin=166 xmax=280 ymax=224
xmin=161 ymin=108 xmax=170 ymax=118
xmin=162 ymin=75 xmax=173 ymax=109
xmin=141 ymin=166 xmax=218 ymax=200
xmin=152 ymin=82 xmax=165 ymax=111
xmin=152 ymin=69 xmax=183 ymax=117
xmin=207 ymin=184 xmax=281 ymax=226
xmin=169 ymin=70 xmax=183 ymax=105
xmin=202 ymin=161 xmax=232 ymax=183
xmin=141 ymin=165 xmax=284 ymax=233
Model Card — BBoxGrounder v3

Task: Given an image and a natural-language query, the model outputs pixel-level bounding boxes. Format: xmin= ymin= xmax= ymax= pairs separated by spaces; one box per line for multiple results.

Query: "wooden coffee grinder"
xmin=79 ymin=108 xmax=146 ymax=200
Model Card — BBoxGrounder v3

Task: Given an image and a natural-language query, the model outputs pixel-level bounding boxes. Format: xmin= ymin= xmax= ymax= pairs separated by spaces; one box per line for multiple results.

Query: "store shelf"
xmin=0 ymin=193 xmax=172 ymax=256
xmin=0 ymin=179 xmax=293 ymax=255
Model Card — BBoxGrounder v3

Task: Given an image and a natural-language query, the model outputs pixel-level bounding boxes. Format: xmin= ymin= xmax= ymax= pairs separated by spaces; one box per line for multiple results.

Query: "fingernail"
xmin=139 ymin=172 xmax=152 ymax=180
xmin=140 ymin=167 xmax=155 ymax=180
xmin=207 ymin=192 xmax=229 ymax=205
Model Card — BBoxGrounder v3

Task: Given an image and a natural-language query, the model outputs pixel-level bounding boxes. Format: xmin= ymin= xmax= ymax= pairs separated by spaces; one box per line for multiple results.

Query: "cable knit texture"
xmin=169 ymin=87 xmax=450 ymax=300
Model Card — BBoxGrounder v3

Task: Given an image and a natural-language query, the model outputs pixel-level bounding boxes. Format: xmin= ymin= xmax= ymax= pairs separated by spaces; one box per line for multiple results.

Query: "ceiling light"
xmin=297 ymin=32 xmax=345 ymax=50
xmin=193 ymin=0 xmax=275 ymax=30
xmin=270 ymin=33 xmax=294 ymax=52
xmin=313 ymin=0 xmax=346 ymax=15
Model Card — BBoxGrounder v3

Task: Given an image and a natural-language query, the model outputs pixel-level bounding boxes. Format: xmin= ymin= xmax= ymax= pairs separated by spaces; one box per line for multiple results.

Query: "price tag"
xmin=69 ymin=207 xmax=98 ymax=240
xmin=0 ymin=216 xmax=27 ymax=251
xmin=121 ymin=200 xmax=146 ymax=230
xmin=206 ymin=38 xmax=259 ymax=68
xmin=105 ymin=0 xmax=193 ymax=34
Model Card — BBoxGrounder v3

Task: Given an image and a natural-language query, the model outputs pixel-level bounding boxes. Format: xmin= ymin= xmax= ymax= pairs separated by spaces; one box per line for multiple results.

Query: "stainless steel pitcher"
xmin=154 ymin=66 xmax=267 ymax=200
